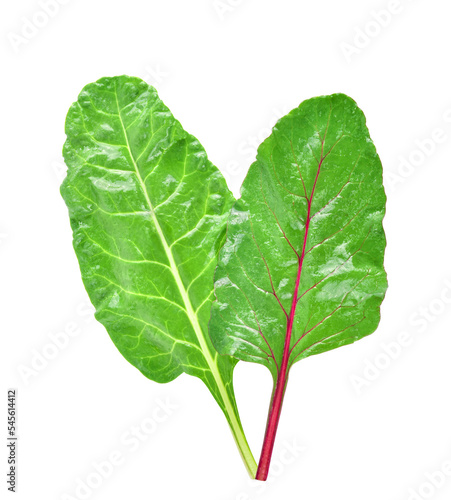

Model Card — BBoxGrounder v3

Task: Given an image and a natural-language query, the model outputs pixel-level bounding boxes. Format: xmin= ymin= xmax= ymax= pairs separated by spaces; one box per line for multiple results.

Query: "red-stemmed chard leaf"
xmin=209 ymin=93 xmax=387 ymax=480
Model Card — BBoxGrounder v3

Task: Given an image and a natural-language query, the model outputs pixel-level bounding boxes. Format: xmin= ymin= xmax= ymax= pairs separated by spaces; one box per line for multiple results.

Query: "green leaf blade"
xmin=61 ymin=76 xmax=256 ymax=476
xmin=210 ymin=92 xmax=387 ymax=378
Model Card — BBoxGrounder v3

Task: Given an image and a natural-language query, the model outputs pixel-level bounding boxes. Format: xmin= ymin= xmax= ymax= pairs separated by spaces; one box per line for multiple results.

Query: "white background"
xmin=2 ymin=1 xmax=451 ymax=499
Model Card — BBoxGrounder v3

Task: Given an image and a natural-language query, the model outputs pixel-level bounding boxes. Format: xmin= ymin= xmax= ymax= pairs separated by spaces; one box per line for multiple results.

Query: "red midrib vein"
xmin=255 ymin=148 xmax=325 ymax=480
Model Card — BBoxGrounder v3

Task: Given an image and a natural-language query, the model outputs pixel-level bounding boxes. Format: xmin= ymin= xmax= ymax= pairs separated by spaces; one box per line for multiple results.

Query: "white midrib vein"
xmin=114 ymin=90 xmax=241 ymax=431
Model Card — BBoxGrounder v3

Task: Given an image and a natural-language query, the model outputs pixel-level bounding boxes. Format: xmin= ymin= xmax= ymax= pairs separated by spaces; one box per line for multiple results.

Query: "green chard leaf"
xmin=209 ymin=93 xmax=387 ymax=480
xmin=61 ymin=76 xmax=256 ymax=476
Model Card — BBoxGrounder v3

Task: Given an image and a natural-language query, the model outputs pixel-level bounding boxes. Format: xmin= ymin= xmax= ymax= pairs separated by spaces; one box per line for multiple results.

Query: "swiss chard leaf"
xmin=61 ymin=76 xmax=256 ymax=476
xmin=209 ymin=93 xmax=387 ymax=479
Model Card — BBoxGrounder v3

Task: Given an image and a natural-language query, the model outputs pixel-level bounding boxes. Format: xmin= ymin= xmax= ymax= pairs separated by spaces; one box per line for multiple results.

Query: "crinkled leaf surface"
xmin=61 ymin=76 xmax=256 ymax=474
xmin=210 ymin=94 xmax=387 ymax=381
